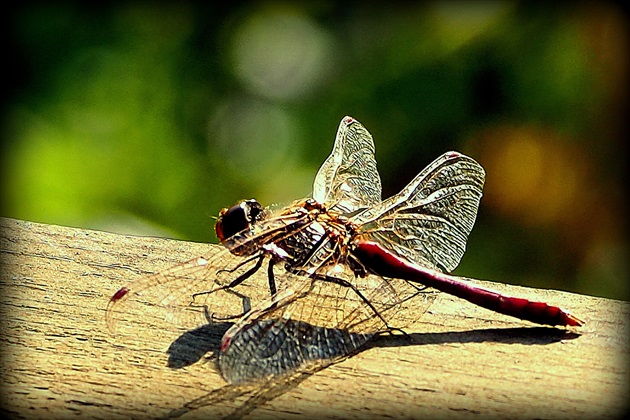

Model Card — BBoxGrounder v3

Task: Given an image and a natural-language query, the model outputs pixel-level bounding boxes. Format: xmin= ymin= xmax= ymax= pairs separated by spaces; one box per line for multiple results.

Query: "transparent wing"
xmin=105 ymin=210 xmax=309 ymax=337
xmin=352 ymin=151 xmax=485 ymax=273
xmin=312 ymin=116 xmax=382 ymax=214
xmin=106 ymin=248 xmax=265 ymax=336
xmin=218 ymin=262 xmax=436 ymax=383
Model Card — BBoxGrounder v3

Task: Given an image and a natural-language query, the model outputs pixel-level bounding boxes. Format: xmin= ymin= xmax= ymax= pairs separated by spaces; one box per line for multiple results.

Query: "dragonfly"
xmin=107 ymin=116 xmax=583 ymax=384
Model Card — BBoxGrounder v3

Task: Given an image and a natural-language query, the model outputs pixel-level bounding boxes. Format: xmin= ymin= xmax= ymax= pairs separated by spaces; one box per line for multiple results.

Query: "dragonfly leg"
xmin=193 ymin=253 xmax=287 ymax=324
xmin=191 ymin=254 xmax=266 ymax=302
xmin=312 ymin=273 xmax=395 ymax=332
xmin=378 ymin=327 xmax=413 ymax=342
xmin=267 ymin=259 xmax=277 ymax=296
xmin=191 ymin=254 xmax=266 ymax=322
xmin=405 ymin=280 xmax=431 ymax=293
xmin=202 ymin=289 xmax=252 ymax=323
xmin=216 ymin=253 xmax=265 ymax=276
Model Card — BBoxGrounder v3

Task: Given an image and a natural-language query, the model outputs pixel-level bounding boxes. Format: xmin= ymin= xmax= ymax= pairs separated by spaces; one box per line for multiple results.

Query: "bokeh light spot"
xmin=208 ymin=97 xmax=297 ymax=178
xmin=477 ymin=125 xmax=588 ymax=227
xmin=230 ymin=6 xmax=334 ymax=100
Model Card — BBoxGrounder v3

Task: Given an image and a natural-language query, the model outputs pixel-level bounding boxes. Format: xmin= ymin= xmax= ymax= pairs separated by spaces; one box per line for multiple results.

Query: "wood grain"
xmin=1 ymin=217 xmax=628 ymax=419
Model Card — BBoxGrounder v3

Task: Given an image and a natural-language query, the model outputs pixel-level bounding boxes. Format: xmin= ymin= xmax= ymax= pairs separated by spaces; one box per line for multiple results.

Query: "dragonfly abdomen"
xmin=352 ymin=240 xmax=583 ymax=327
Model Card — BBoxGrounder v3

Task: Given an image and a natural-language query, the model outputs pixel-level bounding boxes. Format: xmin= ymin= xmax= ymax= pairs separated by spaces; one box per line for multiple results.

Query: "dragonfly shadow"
xmin=164 ymin=321 xmax=332 ymax=419
xmin=370 ymin=326 xmax=581 ymax=350
xmin=166 ymin=322 xmax=233 ymax=369
xmin=164 ymin=324 xmax=580 ymax=419
xmin=166 ymin=324 xmax=579 ymax=370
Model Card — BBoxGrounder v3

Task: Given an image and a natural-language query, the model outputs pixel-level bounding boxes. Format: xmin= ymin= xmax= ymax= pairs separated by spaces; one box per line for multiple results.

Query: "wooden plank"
xmin=1 ymin=217 xmax=627 ymax=419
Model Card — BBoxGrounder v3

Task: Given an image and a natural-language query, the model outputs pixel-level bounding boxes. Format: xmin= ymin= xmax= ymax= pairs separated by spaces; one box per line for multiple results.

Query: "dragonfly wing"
xmin=105 ymin=209 xmax=315 ymax=337
xmin=106 ymin=245 xmax=284 ymax=337
xmin=105 ymin=248 xmax=274 ymax=337
xmin=218 ymin=263 xmax=435 ymax=383
xmin=352 ymin=151 xmax=485 ymax=273
xmin=312 ymin=116 xmax=382 ymax=214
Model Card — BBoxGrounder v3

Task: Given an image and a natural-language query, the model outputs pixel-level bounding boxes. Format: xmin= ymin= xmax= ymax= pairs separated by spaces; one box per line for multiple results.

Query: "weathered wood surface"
xmin=1 ymin=217 xmax=627 ymax=419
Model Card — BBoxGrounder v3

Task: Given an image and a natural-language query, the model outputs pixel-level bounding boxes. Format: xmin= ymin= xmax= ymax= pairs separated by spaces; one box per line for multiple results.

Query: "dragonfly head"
xmin=215 ymin=199 xmax=265 ymax=242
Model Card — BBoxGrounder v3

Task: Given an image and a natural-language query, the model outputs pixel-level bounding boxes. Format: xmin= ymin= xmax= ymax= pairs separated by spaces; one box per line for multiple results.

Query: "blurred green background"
xmin=4 ymin=2 xmax=628 ymax=300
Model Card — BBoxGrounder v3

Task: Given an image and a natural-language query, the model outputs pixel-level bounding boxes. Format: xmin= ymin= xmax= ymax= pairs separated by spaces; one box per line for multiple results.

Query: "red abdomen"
xmin=352 ymin=241 xmax=583 ymax=327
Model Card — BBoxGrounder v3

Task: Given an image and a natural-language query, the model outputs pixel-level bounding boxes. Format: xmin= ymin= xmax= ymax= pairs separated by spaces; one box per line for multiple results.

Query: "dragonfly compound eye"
xmin=215 ymin=199 xmax=264 ymax=241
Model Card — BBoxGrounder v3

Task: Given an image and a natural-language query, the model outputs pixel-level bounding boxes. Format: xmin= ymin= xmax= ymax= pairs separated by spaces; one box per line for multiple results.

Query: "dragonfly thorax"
xmin=218 ymin=198 xmax=359 ymax=276
xmin=275 ymin=205 xmax=361 ymax=276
